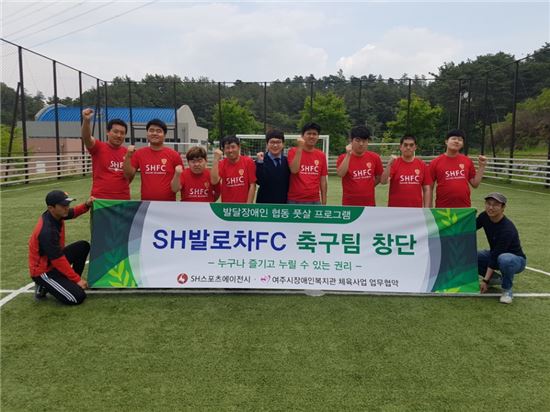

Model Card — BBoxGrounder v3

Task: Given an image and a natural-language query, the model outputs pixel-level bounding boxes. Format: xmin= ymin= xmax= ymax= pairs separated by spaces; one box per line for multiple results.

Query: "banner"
xmin=89 ymin=200 xmax=479 ymax=293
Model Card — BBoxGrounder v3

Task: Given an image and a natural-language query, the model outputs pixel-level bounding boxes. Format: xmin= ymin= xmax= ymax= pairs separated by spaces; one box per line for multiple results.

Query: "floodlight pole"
xmin=79 ymin=71 xmax=86 ymax=175
xmin=481 ymin=75 xmax=488 ymax=156
xmin=309 ymin=81 xmax=314 ymax=121
xmin=53 ymin=60 xmax=61 ymax=178
xmin=104 ymin=81 xmax=109 ymax=125
xmin=217 ymin=82 xmax=223 ymax=140
xmin=173 ymin=81 xmax=179 ymax=152
xmin=357 ymin=79 xmax=363 ymax=124
xmin=464 ymin=79 xmax=472 ymax=155
xmin=456 ymin=79 xmax=462 ymax=129
xmin=96 ymin=78 xmax=102 ymax=141
xmin=17 ymin=46 xmax=29 ymax=183
xmin=127 ymin=78 xmax=135 ymax=145
xmin=263 ymin=82 xmax=267 ymax=133
xmin=406 ymin=78 xmax=412 ymax=134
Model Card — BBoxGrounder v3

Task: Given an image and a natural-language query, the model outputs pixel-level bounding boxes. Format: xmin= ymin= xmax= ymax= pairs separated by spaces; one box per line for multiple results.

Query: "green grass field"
xmin=1 ymin=176 xmax=550 ymax=411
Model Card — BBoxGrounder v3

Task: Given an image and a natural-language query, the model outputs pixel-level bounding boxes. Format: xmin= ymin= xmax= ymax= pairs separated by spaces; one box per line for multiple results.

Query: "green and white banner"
xmin=89 ymin=200 xmax=479 ymax=293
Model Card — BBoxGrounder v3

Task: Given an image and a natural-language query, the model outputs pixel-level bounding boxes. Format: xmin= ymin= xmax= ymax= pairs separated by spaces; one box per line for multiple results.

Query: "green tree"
xmin=298 ymin=91 xmax=351 ymax=154
xmin=1 ymin=124 xmax=24 ymax=156
xmin=211 ymin=97 xmax=262 ymax=141
xmin=386 ymin=94 xmax=443 ymax=151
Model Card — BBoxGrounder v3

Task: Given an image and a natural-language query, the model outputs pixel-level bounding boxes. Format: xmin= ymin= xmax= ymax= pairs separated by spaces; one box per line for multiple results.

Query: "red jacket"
xmin=28 ymin=204 xmax=88 ymax=282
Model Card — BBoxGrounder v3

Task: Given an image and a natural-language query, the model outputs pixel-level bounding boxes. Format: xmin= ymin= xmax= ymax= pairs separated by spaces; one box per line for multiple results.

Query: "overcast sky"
xmin=1 ymin=1 xmax=549 ymax=96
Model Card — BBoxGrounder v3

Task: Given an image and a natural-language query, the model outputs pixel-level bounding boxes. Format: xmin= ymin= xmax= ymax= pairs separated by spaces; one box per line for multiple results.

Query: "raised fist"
xmin=213 ymin=149 xmax=223 ymax=160
xmin=256 ymin=152 xmax=264 ymax=161
xmin=126 ymin=145 xmax=136 ymax=157
xmin=82 ymin=108 xmax=94 ymax=121
xmin=346 ymin=144 xmax=352 ymax=154
xmin=388 ymin=154 xmax=398 ymax=165
xmin=478 ymin=155 xmax=487 ymax=166
xmin=296 ymin=137 xmax=305 ymax=149
xmin=175 ymin=165 xmax=183 ymax=174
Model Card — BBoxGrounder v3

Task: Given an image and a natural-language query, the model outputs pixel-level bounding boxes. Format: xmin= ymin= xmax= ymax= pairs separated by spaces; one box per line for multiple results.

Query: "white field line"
xmin=0 ymin=282 xmax=34 ymax=308
xmin=1 ymin=288 xmax=550 ymax=298
xmin=480 ymin=181 xmax=550 ymax=196
xmin=526 ymin=266 xmax=550 ymax=276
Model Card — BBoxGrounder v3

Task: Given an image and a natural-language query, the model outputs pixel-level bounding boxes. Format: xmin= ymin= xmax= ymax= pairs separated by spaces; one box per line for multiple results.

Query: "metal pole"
xmin=217 ymin=82 xmax=223 ymax=140
xmin=173 ymin=80 xmax=179 ymax=152
xmin=53 ymin=60 xmax=61 ymax=178
xmin=263 ymin=81 xmax=267 ymax=134
xmin=79 ymin=71 xmax=86 ymax=175
xmin=464 ymin=79 xmax=472 ymax=155
xmin=456 ymin=79 xmax=462 ymax=129
xmin=406 ymin=78 xmax=412 ymax=134
xmin=309 ymin=81 xmax=314 ymax=121
xmin=104 ymin=81 xmax=109 ymax=126
xmin=357 ymin=79 xmax=362 ymax=124
xmin=481 ymin=75 xmax=489 ymax=156
xmin=17 ymin=46 xmax=29 ymax=183
xmin=128 ymin=78 xmax=135 ymax=145
xmin=510 ymin=61 xmax=519 ymax=161
xmin=96 ymin=78 xmax=102 ymax=141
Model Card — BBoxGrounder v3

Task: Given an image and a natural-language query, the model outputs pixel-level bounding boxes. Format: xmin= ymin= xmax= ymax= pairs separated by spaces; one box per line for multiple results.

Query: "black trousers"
xmin=33 ymin=240 xmax=90 ymax=305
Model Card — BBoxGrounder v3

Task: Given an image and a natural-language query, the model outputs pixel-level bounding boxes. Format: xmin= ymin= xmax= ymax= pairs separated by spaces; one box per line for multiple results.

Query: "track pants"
xmin=33 ymin=240 xmax=90 ymax=305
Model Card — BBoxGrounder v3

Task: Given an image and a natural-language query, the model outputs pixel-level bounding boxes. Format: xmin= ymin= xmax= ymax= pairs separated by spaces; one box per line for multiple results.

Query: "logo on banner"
xmin=177 ymin=273 xmax=189 ymax=284
xmin=260 ymin=275 xmax=271 ymax=283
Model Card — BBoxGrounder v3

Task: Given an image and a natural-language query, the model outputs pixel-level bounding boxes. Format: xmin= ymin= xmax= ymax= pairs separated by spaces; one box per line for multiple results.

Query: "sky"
xmin=1 ymin=1 xmax=549 ymax=96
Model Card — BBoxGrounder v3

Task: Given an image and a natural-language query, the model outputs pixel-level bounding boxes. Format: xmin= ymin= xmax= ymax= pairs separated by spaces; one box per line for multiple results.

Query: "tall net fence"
xmin=1 ymin=39 xmax=549 ymax=185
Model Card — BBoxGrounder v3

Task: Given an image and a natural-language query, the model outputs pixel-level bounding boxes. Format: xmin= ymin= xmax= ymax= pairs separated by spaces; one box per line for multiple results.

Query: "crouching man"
xmin=477 ymin=192 xmax=526 ymax=304
xmin=28 ymin=190 xmax=94 ymax=305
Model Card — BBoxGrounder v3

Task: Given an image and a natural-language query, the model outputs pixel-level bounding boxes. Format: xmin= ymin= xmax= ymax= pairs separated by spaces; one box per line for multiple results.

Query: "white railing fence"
xmin=1 ymin=152 xmax=549 ymax=187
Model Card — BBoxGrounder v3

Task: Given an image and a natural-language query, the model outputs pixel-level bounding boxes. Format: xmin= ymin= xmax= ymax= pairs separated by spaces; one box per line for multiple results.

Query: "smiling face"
xmin=445 ymin=136 xmax=464 ymax=153
xmin=484 ymin=198 xmax=505 ymax=221
xmin=302 ymin=129 xmax=319 ymax=150
xmin=267 ymin=138 xmax=284 ymax=157
xmin=223 ymin=142 xmax=241 ymax=162
xmin=106 ymin=124 xmax=126 ymax=148
xmin=147 ymin=125 xmax=165 ymax=147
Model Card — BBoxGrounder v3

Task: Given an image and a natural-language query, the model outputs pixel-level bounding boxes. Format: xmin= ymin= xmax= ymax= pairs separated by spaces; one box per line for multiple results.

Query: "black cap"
xmin=484 ymin=192 xmax=507 ymax=205
xmin=45 ymin=190 xmax=76 ymax=206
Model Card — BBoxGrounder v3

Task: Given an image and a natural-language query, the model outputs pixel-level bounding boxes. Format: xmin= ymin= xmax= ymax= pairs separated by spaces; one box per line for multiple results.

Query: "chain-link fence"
xmin=1 ymin=39 xmax=549 ymax=186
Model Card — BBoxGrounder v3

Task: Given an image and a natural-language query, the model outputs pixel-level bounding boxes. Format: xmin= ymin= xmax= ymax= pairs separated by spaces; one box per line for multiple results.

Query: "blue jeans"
xmin=478 ymin=250 xmax=526 ymax=290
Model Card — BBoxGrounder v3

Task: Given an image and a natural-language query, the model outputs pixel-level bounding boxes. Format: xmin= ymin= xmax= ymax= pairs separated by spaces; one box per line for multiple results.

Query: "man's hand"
xmin=479 ymin=281 xmax=488 ymax=294
xmin=296 ymin=137 xmax=305 ymax=149
xmin=82 ymin=108 xmax=94 ymax=121
xmin=175 ymin=165 xmax=183 ymax=175
xmin=388 ymin=155 xmax=398 ymax=166
xmin=213 ymin=149 xmax=223 ymax=161
xmin=77 ymin=279 xmax=89 ymax=289
xmin=126 ymin=145 xmax=135 ymax=158
xmin=478 ymin=155 xmax=487 ymax=167
xmin=345 ymin=144 xmax=352 ymax=154
xmin=85 ymin=196 xmax=95 ymax=209
xmin=256 ymin=152 xmax=264 ymax=162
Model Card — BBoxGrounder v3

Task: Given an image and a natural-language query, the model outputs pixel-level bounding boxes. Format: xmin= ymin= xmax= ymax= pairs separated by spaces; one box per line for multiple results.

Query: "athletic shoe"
xmin=34 ymin=284 xmax=47 ymax=300
xmin=499 ymin=289 xmax=513 ymax=304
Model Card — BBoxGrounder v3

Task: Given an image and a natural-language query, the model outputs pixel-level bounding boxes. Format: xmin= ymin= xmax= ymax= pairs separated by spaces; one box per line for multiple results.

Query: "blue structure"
xmin=36 ymin=106 xmax=176 ymax=124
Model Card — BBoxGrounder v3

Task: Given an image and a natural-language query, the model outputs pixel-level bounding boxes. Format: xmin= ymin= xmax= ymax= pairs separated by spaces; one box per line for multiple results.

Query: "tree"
xmin=298 ymin=91 xmax=351 ymax=154
xmin=386 ymin=94 xmax=443 ymax=150
xmin=211 ymin=97 xmax=262 ymax=141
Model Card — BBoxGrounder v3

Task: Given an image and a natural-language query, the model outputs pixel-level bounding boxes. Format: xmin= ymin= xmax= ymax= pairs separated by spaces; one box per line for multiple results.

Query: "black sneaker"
xmin=34 ymin=284 xmax=47 ymax=300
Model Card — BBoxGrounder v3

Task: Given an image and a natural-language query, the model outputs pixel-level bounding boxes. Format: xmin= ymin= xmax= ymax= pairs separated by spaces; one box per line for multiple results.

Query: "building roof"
xmin=36 ymin=105 xmax=176 ymax=123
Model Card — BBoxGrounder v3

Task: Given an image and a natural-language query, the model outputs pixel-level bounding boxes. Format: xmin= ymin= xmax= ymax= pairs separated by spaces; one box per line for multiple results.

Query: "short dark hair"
xmin=220 ymin=135 xmax=240 ymax=149
xmin=400 ymin=135 xmax=417 ymax=144
xmin=107 ymin=119 xmax=128 ymax=134
xmin=186 ymin=146 xmax=207 ymax=161
xmin=301 ymin=122 xmax=321 ymax=135
xmin=445 ymin=129 xmax=466 ymax=140
xmin=349 ymin=125 xmax=371 ymax=140
xmin=146 ymin=119 xmax=167 ymax=134
xmin=266 ymin=129 xmax=285 ymax=142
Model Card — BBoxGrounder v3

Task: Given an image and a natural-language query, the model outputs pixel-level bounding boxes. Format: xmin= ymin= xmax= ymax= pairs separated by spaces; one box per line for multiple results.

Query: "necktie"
xmin=275 ymin=158 xmax=281 ymax=167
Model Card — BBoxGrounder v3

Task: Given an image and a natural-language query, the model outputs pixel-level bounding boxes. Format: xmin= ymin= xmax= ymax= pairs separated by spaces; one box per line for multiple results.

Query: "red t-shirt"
xmin=180 ymin=169 xmax=219 ymax=202
xmin=131 ymin=147 xmax=183 ymax=201
xmin=287 ymin=148 xmax=328 ymax=202
xmin=429 ymin=153 xmax=476 ymax=208
xmin=88 ymin=140 xmax=130 ymax=200
xmin=336 ymin=151 xmax=383 ymax=206
xmin=388 ymin=157 xmax=432 ymax=208
xmin=218 ymin=156 xmax=256 ymax=203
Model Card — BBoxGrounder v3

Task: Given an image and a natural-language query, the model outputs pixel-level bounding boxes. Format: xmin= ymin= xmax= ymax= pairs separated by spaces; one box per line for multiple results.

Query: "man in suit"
xmin=255 ymin=129 xmax=290 ymax=204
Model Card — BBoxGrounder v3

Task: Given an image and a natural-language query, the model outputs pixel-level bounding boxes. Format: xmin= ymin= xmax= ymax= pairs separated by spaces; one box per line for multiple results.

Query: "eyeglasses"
xmin=268 ymin=140 xmax=283 ymax=145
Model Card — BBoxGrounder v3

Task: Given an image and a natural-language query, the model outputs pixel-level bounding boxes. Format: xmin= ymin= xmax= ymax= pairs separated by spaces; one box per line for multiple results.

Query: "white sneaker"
xmin=500 ymin=289 xmax=513 ymax=304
